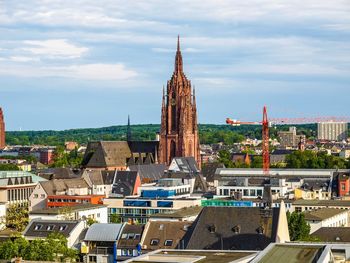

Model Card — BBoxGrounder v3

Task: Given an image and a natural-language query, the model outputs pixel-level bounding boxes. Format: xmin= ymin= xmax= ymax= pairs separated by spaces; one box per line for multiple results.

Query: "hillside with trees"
xmin=5 ymin=123 xmax=327 ymax=146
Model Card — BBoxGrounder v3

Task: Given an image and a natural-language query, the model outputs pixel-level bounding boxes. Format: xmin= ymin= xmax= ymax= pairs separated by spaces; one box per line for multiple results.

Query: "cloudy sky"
xmin=1 ymin=1 xmax=349 ymax=130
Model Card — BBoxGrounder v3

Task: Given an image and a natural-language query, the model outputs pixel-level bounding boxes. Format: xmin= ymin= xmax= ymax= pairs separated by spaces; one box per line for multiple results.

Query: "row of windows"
xmin=34 ymin=224 xmax=67 ymax=231
xmin=48 ymin=198 xmax=90 ymax=203
xmin=7 ymin=188 xmax=33 ymax=202
xmin=150 ymin=239 xmax=173 ymax=246
xmin=120 ymin=233 xmax=141 ymax=240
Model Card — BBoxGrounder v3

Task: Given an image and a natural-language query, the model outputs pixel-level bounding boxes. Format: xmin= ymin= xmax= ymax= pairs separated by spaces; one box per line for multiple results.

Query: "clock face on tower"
xmin=171 ymin=98 xmax=176 ymax=106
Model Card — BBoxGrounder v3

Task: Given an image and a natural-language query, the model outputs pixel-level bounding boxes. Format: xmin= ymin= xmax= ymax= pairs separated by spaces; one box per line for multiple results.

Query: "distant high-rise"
xmin=0 ymin=107 xmax=5 ymax=149
xmin=159 ymin=36 xmax=201 ymax=167
xmin=317 ymin=122 xmax=348 ymax=141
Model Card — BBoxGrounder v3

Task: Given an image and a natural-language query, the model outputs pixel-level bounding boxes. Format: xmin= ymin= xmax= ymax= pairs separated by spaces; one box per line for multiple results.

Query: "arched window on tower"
xmin=188 ymin=140 xmax=193 ymax=157
xmin=169 ymin=140 xmax=176 ymax=163
xmin=171 ymin=91 xmax=176 ymax=132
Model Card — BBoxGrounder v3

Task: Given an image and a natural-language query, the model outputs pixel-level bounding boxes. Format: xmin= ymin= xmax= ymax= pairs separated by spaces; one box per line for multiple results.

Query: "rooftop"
xmin=84 ymin=223 xmax=123 ymax=242
xmin=255 ymin=244 xmax=324 ymax=263
xmin=304 ymin=208 xmax=347 ymax=221
xmin=0 ymin=171 xmax=46 ymax=183
xmin=29 ymin=204 xmax=107 ymax=215
xmin=293 ymin=199 xmax=350 ymax=207
xmin=150 ymin=206 xmax=202 ymax=219
xmin=311 ymin=227 xmax=350 ymax=242
xmin=124 ymin=249 xmax=257 ymax=263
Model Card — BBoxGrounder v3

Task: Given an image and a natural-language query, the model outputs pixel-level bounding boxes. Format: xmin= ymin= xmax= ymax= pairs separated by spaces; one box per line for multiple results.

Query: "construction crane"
xmin=226 ymin=106 xmax=270 ymax=174
xmin=226 ymin=107 xmax=350 ymax=175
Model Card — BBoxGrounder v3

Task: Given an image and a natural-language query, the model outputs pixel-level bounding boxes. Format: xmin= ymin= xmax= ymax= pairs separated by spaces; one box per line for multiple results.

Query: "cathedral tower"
xmin=159 ymin=36 xmax=201 ymax=167
xmin=0 ymin=107 xmax=5 ymax=149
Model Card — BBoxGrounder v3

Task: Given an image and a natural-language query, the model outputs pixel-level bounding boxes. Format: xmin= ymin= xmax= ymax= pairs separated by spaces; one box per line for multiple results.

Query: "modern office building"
xmin=317 ymin=122 xmax=348 ymax=141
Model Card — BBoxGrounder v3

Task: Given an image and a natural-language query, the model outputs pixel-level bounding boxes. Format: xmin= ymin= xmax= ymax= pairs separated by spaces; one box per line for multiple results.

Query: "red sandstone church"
xmin=0 ymin=107 xmax=5 ymax=149
xmin=158 ymin=37 xmax=201 ymax=167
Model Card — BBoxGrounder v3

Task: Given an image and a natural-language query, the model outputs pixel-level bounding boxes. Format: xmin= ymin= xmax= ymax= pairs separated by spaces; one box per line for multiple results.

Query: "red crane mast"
xmin=226 ymin=106 xmax=270 ymax=174
xmin=226 ymin=108 xmax=350 ymax=175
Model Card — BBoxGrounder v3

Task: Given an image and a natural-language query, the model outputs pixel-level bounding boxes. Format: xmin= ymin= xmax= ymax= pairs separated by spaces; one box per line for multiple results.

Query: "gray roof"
xmin=84 ymin=223 xmax=124 ymax=242
xmin=170 ymin=157 xmax=199 ymax=174
xmin=128 ymin=164 xmax=166 ymax=182
xmin=304 ymin=208 xmax=346 ymax=221
xmin=311 ymin=227 xmax=350 ymax=242
xmin=24 ymin=219 xmax=81 ymax=239
xmin=182 ymin=206 xmax=280 ymax=250
xmin=83 ymin=169 xmax=115 ymax=186
xmin=40 ymin=178 xmax=89 ymax=195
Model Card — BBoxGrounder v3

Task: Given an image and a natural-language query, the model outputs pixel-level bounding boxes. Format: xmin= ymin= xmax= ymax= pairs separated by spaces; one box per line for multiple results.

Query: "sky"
xmin=0 ymin=0 xmax=349 ymax=131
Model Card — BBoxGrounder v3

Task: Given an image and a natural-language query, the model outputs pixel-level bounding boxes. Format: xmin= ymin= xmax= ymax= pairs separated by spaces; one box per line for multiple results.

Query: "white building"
xmin=29 ymin=204 xmax=108 ymax=223
xmin=214 ymin=168 xmax=333 ymax=200
xmin=317 ymin=122 xmax=348 ymax=141
xmin=304 ymin=208 xmax=349 ymax=234
xmin=23 ymin=219 xmax=86 ymax=248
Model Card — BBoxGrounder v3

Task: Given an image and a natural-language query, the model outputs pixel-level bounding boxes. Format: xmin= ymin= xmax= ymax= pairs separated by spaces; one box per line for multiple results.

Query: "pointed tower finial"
xmin=127 ymin=115 xmax=132 ymax=141
xmin=175 ymin=35 xmax=183 ymax=73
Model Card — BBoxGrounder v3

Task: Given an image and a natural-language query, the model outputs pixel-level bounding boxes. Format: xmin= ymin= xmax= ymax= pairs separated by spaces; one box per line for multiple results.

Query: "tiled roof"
xmin=304 ymin=208 xmax=346 ymax=221
xmin=142 ymin=221 xmax=191 ymax=250
xmin=311 ymin=227 xmax=350 ymax=242
xmin=83 ymin=141 xmax=131 ymax=168
xmin=182 ymin=206 xmax=280 ymax=250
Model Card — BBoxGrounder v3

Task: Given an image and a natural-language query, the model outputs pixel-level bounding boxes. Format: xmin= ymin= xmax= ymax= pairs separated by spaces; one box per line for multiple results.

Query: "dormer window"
xmin=208 ymin=225 xmax=216 ymax=233
xmin=47 ymin=225 xmax=55 ymax=231
xmin=257 ymin=226 xmax=264 ymax=234
xmin=150 ymin=239 xmax=159 ymax=246
xmin=59 ymin=225 xmax=67 ymax=231
xmin=34 ymin=224 xmax=42 ymax=231
xmin=164 ymin=240 xmax=173 ymax=246
xmin=232 ymin=225 xmax=240 ymax=234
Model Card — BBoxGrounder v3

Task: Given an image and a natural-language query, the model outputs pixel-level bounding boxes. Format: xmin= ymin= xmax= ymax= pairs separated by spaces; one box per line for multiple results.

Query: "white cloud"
xmin=21 ymin=39 xmax=88 ymax=59
xmin=0 ymin=63 xmax=137 ymax=80
xmin=10 ymin=56 xmax=39 ymax=62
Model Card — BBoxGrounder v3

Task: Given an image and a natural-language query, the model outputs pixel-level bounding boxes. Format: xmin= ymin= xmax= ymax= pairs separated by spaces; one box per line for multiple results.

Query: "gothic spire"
xmin=175 ymin=35 xmax=183 ymax=73
xmin=127 ymin=115 xmax=132 ymax=141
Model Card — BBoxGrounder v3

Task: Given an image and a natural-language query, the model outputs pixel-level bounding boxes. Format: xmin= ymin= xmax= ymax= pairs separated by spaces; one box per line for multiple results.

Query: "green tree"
xmin=287 ymin=211 xmax=311 ymax=241
xmin=0 ymin=163 xmax=20 ymax=171
xmin=5 ymin=203 xmax=29 ymax=232
xmin=110 ymin=214 xmax=121 ymax=224
xmin=86 ymin=218 xmax=98 ymax=226
xmin=218 ymin=150 xmax=234 ymax=168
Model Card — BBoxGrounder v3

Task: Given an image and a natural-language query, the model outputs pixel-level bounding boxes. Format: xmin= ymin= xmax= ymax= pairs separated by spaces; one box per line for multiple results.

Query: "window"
xmin=40 ymin=194 xmax=45 ymax=199
xmin=34 ymin=194 xmax=38 ymax=198
xmin=150 ymin=239 xmax=159 ymax=246
xmin=97 ymin=213 xmax=100 ymax=218
xmin=164 ymin=240 xmax=173 ymax=246
xmin=59 ymin=225 xmax=67 ymax=231
xmin=121 ymin=249 xmax=128 ymax=256
xmin=89 ymin=256 xmax=97 ymax=262
xmin=342 ymin=184 xmax=346 ymax=191
xmin=134 ymin=234 xmax=141 ymax=239
xmin=34 ymin=224 xmax=42 ymax=230
xmin=121 ymin=233 xmax=128 ymax=239
xmin=257 ymin=189 xmax=263 ymax=196
xmin=47 ymin=225 xmax=55 ymax=231
xmin=127 ymin=233 xmax=135 ymax=239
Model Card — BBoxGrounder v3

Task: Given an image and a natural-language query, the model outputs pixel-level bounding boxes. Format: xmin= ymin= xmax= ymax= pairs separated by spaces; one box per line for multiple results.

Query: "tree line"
xmin=6 ymin=123 xmax=332 ymax=146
